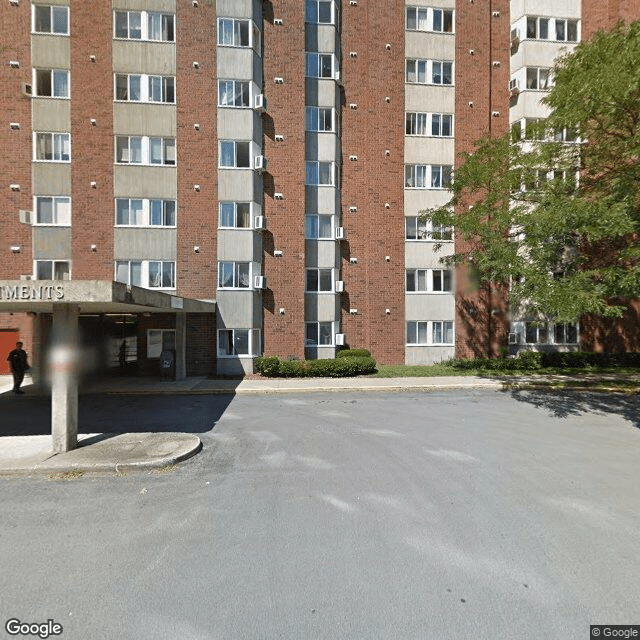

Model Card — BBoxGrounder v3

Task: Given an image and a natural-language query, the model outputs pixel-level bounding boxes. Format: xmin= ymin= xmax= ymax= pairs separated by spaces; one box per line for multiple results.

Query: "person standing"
xmin=7 ymin=341 xmax=29 ymax=394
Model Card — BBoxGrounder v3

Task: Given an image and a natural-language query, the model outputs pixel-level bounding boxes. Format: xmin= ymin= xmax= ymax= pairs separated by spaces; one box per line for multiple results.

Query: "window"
xmin=525 ymin=322 xmax=548 ymax=344
xmin=305 ymin=322 xmax=334 ymax=346
xmin=147 ymin=329 xmax=175 ymax=358
xmin=218 ymin=262 xmax=251 ymax=289
xmin=305 ymin=53 xmax=336 ymax=79
xmin=305 ymin=0 xmax=335 ymax=24
xmin=406 ymin=59 xmax=452 ymax=85
xmin=115 ymin=199 xmax=176 ymax=227
xmin=218 ymin=329 xmax=261 ymax=357
xmin=406 ymin=269 xmax=452 ymax=292
xmin=407 ymin=321 xmax=453 ymax=345
xmin=114 ymin=11 xmax=175 ymax=42
xmin=554 ymin=323 xmax=578 ymax=344
xmin=218 ymin=80 xmax=250 ymax=107
xmin=406 ymin=217 xmax=453 ymax=241
xmin=405 ymin=165 xmax=452 ymax=189
xmin=115 ymin=136 xmax=176 ymax=165
xmin=305 ymin=107 xmax=335 ymax=132
xmin=306 ymin=161 xmax=335 ymax=186
xmin=218 ymin=202 xmax=251 ymax=229
xmin=35 ymin=196 xmax=70 ymax=225
xmin=35 ymin=260 xmax=70 ymax=280
xmin=33 ymin=5 xmax=69 ymax=34
xmin=305 ymin=268 xmax=334 ymax=292
xmin=217 ymin=18 xmax=260 ymax=51
xmin=34 ymin=132 xmax=70 ymax=162
xmin=115 ymin=260 xmax=175 ymax=288
xmin=219 ymin=141 xmax=252 ymax=168
xmin=406 ymin=7 xmax=453 ymax=32
xmin=305 ymin=214 xmax=334 ymax=239
xmin=407 ymin=113 xmax=453 ymax=137
xmin=34 ymin=69 xmax=69 ymax=98
xmin=526 ymin=16 xmax=549 ymax=39
xmin=114 ymin=74 xmax=175 ymax=103
xmin=526 ymin=67 xmax=552 ymax=90
xmin=147 ymin=13 xmax=175 ymax=42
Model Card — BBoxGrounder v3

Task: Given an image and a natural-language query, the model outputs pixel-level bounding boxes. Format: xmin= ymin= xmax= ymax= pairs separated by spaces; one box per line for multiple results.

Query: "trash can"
xmin=159 ymin=349 xmax=175 ymax=379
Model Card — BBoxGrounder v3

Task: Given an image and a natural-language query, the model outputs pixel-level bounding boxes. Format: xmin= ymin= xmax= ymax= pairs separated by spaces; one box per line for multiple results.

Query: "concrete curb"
xmin=0 ymin=433 xmax=202 ymax=476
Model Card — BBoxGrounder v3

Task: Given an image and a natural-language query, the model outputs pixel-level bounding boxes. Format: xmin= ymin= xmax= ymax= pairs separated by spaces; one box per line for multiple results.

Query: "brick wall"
xmin=176 ymin=2 xmax=217 ymax=300
xmin=582 ymin=0 xmax=640 ymax=38
xmin=340 ymin=0 xmax=406 ymax=365
xmin=454 ymin=0 xmax=510 ymax=358
xmin=69 ymin=0 xmax=114 ymax=280
xmin=186 ymin=313 xmax=216 ymax=375
xmin=261 ymin=1 xmax=307 ymax=360
xmin=0 ymin=0 xmax=32 ymax=278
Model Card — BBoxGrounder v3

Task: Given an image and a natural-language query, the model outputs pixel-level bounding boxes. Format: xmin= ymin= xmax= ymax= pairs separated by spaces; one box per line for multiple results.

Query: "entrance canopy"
xmin=0 ymin=280 xmax=216 ymax=314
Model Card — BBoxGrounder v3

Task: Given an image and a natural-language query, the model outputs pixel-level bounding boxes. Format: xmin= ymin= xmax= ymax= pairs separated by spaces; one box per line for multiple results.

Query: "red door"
xmin=0 ymin=331 xmax=19 ymax=374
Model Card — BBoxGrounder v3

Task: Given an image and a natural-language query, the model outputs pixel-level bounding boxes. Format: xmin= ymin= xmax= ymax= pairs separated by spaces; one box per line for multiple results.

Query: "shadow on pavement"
xmin=502 ymin=387 xmax=640 ymax=429
xmin=0 ymin=388 xmax=239 ymax=437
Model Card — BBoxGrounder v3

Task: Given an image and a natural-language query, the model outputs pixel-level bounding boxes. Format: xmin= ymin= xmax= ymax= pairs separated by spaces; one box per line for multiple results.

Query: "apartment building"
xmin=0 ymin=0 xmax=637 ymax=378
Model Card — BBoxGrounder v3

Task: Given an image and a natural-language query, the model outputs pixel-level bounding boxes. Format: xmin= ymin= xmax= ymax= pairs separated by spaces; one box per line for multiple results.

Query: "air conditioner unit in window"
xmin=335 ymin=227 xmax=346 ymax=240
xmin=19 ymin=210 xmax=31 ymax=224
xmin=335 ymin=280 xmax=345 ymax=293
xmin=254 ymin=93 xmax=267 ymax=112
xmin=509 ymin=78 xmax=520 ymax=97
xmin=335 ymin=333 xmax=345 ymax=346
xmin=254 ymin=155 xmax=267 ymax=172
xmin=508 ymin=332 xmax=520 ymax=345
xmin=254 ymin=275 xmax=267 ymax=289
xmin=21 ymin=82 xmax=31 ymax=96
xmin=254 ymin=215 xmax=266 ymax=230
xmin=19 ymin=275 xmax=33 ymax=281
xmin=335 ymin=70 xmax=343 ymax=86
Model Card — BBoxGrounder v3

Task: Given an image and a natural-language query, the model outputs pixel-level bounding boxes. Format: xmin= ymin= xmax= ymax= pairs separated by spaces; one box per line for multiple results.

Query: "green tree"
xmin=429 ymin=20 xmax=640 ymax=322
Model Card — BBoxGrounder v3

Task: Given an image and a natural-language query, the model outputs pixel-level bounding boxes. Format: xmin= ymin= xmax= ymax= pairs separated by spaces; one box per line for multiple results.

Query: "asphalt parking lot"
xmin=1 ymin=389 xmax=639 ymax=639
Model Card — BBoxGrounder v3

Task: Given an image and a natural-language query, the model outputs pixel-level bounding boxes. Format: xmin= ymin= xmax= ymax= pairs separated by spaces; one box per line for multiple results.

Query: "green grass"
xmin=372 ymin=363 xmax=640 ymax=378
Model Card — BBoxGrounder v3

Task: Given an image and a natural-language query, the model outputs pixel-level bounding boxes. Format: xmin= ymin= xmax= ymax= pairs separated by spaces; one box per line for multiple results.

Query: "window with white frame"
xmin=305 ymin=53 xmax=337 ymax=79
xmin=218 ymin=80 xmax=250 ymax=107
xmin=407 ymin=321 xmax=454 ymax=345
xmin=218 ymin=329 xmax=261 ymax=357
xmin=305 ymin=0 xmax=335 ymax=24
xmin=115 ymin=199 xmax=176 ymax=227
xmin=34 ymin=68 xmax=69 ymax=98
xmin=305 ymin=321 xmax=334 ymax=346
xmin=35 ymin=260 xmax=70 ymax=280
xmin=305 ymin=107 xmax=335 ymax=132
xmin=406 ymin=269 xmax=453 ymax=292
xmin=34 ymin=132 xmax=70 ymax=162
xmin=218 ymin=262 xmax=251 ymax=289
xmin=218 ymin=202 xmax=252 ymax=229
xmin=405 ymin=217 xmax=453 ymax=241
xmin=217 ymin=18 xmax=260 ymax=51
xmin=405 ymin=112 xmax=453 ymax=137
xmin=114 ymin=11 xmax=175 ymax=42
xmin=405 ymin=59 xmax=453 ymax=85
xmin=147 ymin=329 xmax=175 ymax=358
xmin=525 ymin=321 xmax=578 ymax=344
xmin=115 ymin=260 xmax=175 ymax=289
xmin=115 ymin=136 xmax=176 ymax=165
xmin=305 ymin=268 xmax=334 ymax=292
xmin=33 ymin=5 xmax=69 ymax=34
xmin=306 ymin=161 xmax=335 ymax=186
xmin=525 ymin=16 xmax=578 ymax=42
xmin=219 ymin=141 xmax=252 ymax=168
xmin=554 ymin=323 xmax=578 ymax=344
xmin=526 ymin=67 xmax=552 ymax=90
xmin=406 ymin=7 xmax=453 ymax=32
xmin=404 ymin=164 xmax=452 ymax=189
xmin=114 ymin=74 xmax=175 ymax=103
xmin=35 ymin=196 xmax=70 ymax=225
xmin=305 ymin=214 xmax=334 ymax=239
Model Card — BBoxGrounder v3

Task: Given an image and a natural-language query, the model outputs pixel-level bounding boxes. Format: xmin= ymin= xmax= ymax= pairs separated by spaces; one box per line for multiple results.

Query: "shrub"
xmin=336 ymin=348 xmax=372 ymax=359
xmin=516 ymin=350 xmax=543 ymax=371
xmin=256 ymin=355 xmax=376 ymax=377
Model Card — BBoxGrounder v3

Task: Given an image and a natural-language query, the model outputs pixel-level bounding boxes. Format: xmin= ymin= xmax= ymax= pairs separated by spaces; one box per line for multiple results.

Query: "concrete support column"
xmin=30 ymin=313 xmax=44 ymax=386
xmin=175 ymin=312 xmax=187 ymax=381
xmin=51 ymin=304 xmax=79 ymax=453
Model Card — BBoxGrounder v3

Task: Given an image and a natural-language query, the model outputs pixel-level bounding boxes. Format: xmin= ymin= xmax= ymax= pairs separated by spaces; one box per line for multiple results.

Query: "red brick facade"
xmin=582 ymin=0 xmax=639 ymax=38
xmin=341 ymin=0 xmax=406 ymax=364
xmin=454 ymin=0 xmax=510 ymax=358
xmin=261 ymin=2 xmax=308 ymax=360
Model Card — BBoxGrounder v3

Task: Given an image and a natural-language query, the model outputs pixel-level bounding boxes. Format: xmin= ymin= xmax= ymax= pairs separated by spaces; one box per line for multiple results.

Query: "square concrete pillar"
xmin=51 ymin=304 xmax=79 ymax=453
